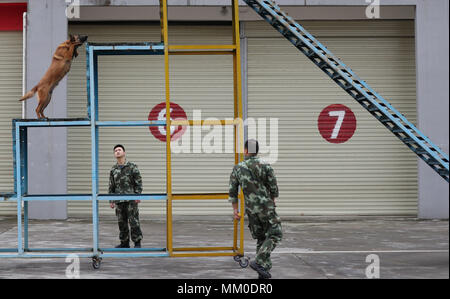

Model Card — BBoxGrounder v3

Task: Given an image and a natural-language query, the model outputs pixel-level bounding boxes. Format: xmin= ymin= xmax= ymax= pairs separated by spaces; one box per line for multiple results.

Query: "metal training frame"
xmin=0 ymin=0 xmax=248 ymax=269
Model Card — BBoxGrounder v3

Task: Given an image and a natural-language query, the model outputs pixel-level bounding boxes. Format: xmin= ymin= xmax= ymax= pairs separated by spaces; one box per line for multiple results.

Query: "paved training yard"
xmin=0 ymin=216 xmax=448 ymax=279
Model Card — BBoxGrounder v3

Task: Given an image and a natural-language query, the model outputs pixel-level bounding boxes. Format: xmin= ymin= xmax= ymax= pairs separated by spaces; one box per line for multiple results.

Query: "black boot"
xmin=115 ymin=241 xmax=130 ymax=248
xmin=134 ymin=241 xmax=141 ymax=248
xmin=250 ymin=260 xmax=271 ymax=279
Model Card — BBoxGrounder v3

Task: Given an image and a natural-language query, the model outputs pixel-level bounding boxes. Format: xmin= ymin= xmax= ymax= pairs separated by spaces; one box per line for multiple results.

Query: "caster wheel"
xmin=92 ymin=257 xmax=102 ymax=270
xmin=233 ymin=255 xmax=241 ymax=262
xmin=239 ymin=257 xmax=249 ymax=268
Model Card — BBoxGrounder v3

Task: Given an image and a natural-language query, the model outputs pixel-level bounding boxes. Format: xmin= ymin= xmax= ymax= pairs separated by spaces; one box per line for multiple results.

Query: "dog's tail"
xmin=19 ymin=85 xmax=38 ymax=101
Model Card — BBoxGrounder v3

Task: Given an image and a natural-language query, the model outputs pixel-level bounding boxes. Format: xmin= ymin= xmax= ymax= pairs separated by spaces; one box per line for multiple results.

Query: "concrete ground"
xmin=0 ymin=215 xmax=448 ymax=279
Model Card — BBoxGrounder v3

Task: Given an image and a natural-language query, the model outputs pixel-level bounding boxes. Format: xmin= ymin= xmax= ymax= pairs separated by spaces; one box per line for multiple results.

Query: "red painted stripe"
xmin=0 ymin=3 xmax=27 ymax=31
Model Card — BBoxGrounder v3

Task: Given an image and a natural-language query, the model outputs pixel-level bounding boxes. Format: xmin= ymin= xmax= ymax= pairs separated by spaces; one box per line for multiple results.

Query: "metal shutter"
xmin=246 ymin=20 xmax=418 ymax=216
xmin=0 ymin=32 xmax=22 ymax=215
xmin=67 ymin=23 xmax=235 ymax=217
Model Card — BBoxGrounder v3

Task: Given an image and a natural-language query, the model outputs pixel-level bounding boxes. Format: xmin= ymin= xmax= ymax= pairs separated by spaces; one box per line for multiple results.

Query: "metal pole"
xmin=161 ymin=0 xmax=173 ymax=256
xmin=22 ymin=12 xmax=27 ymax=119
xmin=15 ymin=125 xmax=23 ymax=254
xmin=232 ymin=0 xmax=246 ymax=256
xmin=88 ymin=46 xmax=99 ymax=255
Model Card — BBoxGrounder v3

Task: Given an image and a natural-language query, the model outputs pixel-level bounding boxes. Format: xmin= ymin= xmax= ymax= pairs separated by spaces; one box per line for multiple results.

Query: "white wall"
xmin=416 ymin=0 xmax=449 ymax=219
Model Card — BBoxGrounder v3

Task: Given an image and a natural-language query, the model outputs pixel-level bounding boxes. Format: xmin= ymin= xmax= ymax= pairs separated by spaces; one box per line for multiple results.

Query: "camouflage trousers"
xmin=115 ymin=202 xmax=143 ymax=243
xmin=247 ymin=209 xmax=282 ymax=271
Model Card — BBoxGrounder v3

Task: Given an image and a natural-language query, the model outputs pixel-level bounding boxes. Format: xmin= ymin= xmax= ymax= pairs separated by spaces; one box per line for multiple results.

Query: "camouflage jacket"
xmin=228 ymin=156 xmax=279 ymax=214
xmin=109 ymin=161 xmax=143 ymax=203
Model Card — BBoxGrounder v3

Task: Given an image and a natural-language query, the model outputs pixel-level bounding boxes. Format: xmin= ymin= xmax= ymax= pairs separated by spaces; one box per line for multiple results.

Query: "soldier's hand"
xmin=233 ymin=210 xmax=241 ymax=220
xmin=135 ymin=200 xmax=141 ymax=204
xmin=110 ymin=203 xmax=115 ymax=209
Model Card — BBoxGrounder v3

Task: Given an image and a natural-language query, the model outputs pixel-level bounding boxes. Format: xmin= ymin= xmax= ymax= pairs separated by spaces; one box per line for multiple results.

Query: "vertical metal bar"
xmin=240 ymin=23 xmax=249 ymax=142
xmin=15 ymin=124 xmax=23 ymax=254
xmin=89 ymin=47 xmax=99 ymax=255
xmin=22 ymin=12 xmax=27 ymax=119
xmin=94 ymin=53 xmax=100 ymax=253
xmin=232 ymin=0 xmax=246 ymax=256
xmin=232 ymin=0 xmax=239 ymax=253
xmin=12 ymin=120 xmax=17 ymax=195
xmin=24 ymin=201 xmax=28 ymax=251
xmin=21 ymin=127 xmax=28 ymax=251
xmin=233 ymin=216 xmax=238 ymax=251
xmin=161 ymin=0 xmax=173 ymax=256
xmin=20 ymin=127 xmax=28 ymax=196
xmin=159 ymin=0 xmax=165 ymax=44
xmin=86 ymin=44 xmax=91 ymax=120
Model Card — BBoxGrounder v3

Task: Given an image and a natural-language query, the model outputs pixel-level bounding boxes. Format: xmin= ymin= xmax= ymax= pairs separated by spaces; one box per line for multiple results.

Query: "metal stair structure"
xmin=243 ymin=0 xmax=449 ymax=182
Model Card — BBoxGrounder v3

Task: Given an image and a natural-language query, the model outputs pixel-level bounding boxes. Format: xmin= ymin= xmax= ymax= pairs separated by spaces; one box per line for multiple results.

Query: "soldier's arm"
xmin=229 ymin=166 xmax=241 ymax=219
xmin=228 ymin=166 xmax=240 ymax=205
xmin=108 ymin=170 xmax=115 ymax=205
xmin=266 ymin=164 xmax=279 ymax=200
xmin=132 ymin=165 xmax=143 ymax=194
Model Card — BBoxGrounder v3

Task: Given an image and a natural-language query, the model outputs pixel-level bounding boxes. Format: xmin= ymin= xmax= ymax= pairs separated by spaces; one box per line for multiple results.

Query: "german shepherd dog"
xmin=20 ymin=34 xmax=88 ymax=119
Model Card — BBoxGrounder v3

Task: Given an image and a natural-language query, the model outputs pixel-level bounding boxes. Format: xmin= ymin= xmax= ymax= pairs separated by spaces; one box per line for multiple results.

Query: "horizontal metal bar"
xmin=14 ymin=120 xmax=91 ymax=127
xmin=168 ymin=45 xmax=236 ymax=50
xmin=4 ymin=194 xmax=168 ymax=201
xmin=173 ymin=193 xmax=228 ymax=200
xmin=1 ymin=196 xmax=16 ymax=202
xmin=98 ymin=194 xmax=167 ymax=201
xmin=0 ymin=249 xmax=18 ymax=252
xmin=171 ymin=252 xmax=236 ymax=258
xmin=0 ymin=253 xmax=95 ymax=258
xmin=96 ymin=120 xmax=166 ymax=127
xmin=0 ymin=252 xmax=170 ymax=258
xmin=26 ymin=248 xmax=93 ymax=252
xmin=90 ymin=43 xmax=164 ymax=52
xmin=173 ymin=246 xmax=234 ymax=252
xmin=22 ymin=195 xmax=92 ymax=201
xmin=100 ymin=253 xmax=170 ymax=258
xmin=169 ymin=51 xmax=234 ymax=55
xmin=171 ymin=119 xmax=241 ymax=126
xmin=101 ymin=248 xmax=166 ymax=252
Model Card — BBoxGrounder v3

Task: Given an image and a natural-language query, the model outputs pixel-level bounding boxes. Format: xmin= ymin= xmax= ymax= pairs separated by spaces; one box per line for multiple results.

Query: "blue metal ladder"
xmin=243 ymin=0 xmax=449 ymax=182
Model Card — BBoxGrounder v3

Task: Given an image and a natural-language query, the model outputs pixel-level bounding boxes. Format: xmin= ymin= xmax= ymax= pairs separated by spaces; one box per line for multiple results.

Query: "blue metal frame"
xmin=0 ymin=42 xmax=169 ymax=260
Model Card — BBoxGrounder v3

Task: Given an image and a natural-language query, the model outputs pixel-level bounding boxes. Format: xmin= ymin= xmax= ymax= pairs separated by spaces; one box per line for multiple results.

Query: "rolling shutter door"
xmin=0 ymin=32 xmax=22 ymax=215
xmin=246 ymin=20 xmax=418 ymax=216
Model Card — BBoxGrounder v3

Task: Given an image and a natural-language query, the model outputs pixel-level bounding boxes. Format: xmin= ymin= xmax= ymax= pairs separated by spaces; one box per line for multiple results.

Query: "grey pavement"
xmin=0 ymin=216 xmax=448 ymax=279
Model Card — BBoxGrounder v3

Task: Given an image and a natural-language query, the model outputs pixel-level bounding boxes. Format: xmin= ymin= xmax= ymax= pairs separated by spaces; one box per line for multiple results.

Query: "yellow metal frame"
xmin=160 ymin=0 xmax=245 ymax=258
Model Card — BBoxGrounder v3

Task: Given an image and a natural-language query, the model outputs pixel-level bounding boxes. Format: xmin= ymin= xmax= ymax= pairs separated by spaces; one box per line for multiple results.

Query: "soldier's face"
xmin=114 ymin=147 xmax=125 ymax=159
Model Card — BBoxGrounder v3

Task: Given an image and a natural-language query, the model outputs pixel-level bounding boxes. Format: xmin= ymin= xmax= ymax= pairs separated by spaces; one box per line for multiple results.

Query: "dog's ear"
xmin=69 ymin=34 xmax=75 ymax=42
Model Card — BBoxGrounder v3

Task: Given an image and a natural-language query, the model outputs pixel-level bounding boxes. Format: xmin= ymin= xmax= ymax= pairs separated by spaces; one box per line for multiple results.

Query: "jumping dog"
xmin=20 ymin=34 xmax=88 ymax=119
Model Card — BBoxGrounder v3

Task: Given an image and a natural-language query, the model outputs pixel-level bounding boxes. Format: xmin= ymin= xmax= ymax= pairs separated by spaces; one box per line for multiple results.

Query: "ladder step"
xmin=344 ymin=84 xmax=355 ymax=91
xmin=380 ymin=116 xmax=399 ymax=123
xmin=401 ymin=137 xmax=425 ymax=144
xmin=392 ymin=127 xmax=406 ymax=133
xmin=415 ymin=148 xmax=430 ymax=155
xmin=401 ymin=137 xmax=416 ymax=143
xmin=332 ymin=73 xmax=341 ymax=80
xmin=318 ymin=61 xmax=328 ymax=68
xmin=426 ymin=159 xmax=442 ymax=166
xmin=295 ymin=39 xmax=304 ymax=47
xmin=438 ymin=169 xmax=449 ymax=176
xmin=368 ymin=104 xmax=380 ymax=111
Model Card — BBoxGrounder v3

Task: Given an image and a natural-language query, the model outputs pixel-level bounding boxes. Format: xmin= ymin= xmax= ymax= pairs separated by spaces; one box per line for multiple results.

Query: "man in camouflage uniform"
xmin=229 ymin=139 xmax=282 ymax=279
xmin=109 ymin=144 xmax=144 ymax=248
